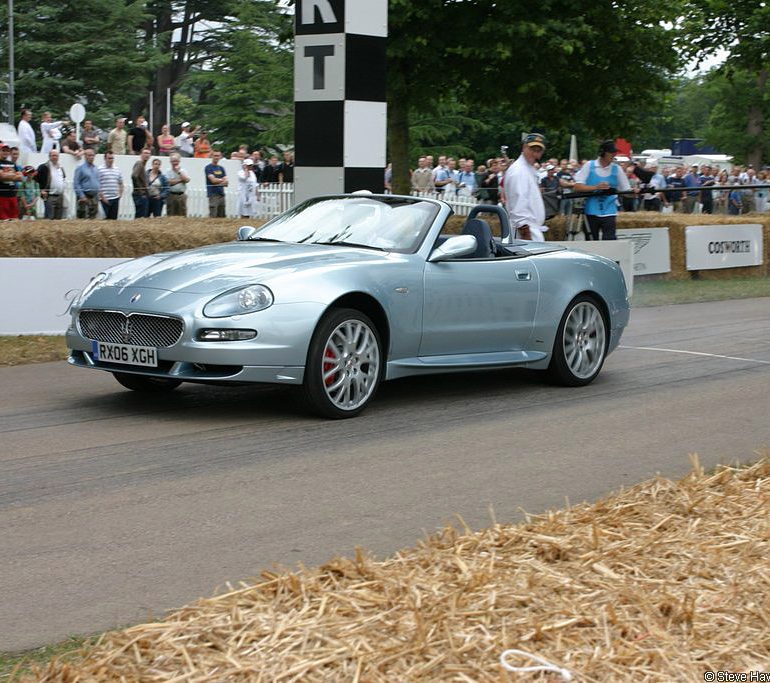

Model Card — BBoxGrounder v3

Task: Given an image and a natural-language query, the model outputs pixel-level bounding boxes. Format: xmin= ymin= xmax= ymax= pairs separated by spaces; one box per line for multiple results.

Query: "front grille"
xmin=79 ymin=310 xmax=184 ymax=348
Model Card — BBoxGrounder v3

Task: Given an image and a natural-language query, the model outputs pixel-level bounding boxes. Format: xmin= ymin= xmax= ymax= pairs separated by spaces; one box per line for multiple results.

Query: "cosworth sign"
xmin=685 ymin=224 xmax=763 ymax=271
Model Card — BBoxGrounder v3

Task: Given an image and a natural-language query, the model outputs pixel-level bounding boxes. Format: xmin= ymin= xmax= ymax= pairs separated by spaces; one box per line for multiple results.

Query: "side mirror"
xmin=237 ymin=225 xmax=257 ymax=241
xmin=428 ymin=235 xmax=477 ymax=262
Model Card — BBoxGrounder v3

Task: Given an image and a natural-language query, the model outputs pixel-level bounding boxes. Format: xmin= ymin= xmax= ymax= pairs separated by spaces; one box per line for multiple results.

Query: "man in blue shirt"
xmin=205 ymin=150 xmax=228 ymax=217
xmin=73 ymin=148 xmax=101 ymax=219
xmin=682 ymin=164 xmax=701 ymax=214
xmin=456 ymin=159 xmax=478 ymax=197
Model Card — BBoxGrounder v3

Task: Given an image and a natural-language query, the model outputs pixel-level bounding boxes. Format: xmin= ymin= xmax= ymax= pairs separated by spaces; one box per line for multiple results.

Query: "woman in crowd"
xmin=157 ymin=124 xmax=176 ymax=156
xmin=194 ymin=131 xmax=212 ymax=159
xmin=146 ymin=158 xmax=169 ymax=217
xmin=714 ymin=169 xmax=729 ymax=214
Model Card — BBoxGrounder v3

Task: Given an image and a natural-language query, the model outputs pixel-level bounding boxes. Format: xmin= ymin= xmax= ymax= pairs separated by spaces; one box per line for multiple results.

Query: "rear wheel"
xmin=548 ymin=296 xmax=608 ymax=386
xmin=301 ymin=308 xmax=382 ymax=419
xmin=113 ymin=372 xmax=182 ymax=393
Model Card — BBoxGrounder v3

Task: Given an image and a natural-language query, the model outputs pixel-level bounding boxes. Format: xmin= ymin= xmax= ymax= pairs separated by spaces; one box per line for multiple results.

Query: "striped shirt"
xmin=99 ymin=165 xmax=124 ymax=200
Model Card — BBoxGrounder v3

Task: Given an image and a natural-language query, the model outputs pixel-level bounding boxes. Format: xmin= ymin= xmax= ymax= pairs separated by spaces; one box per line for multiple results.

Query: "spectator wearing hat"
xmin=73 ymin=148 xmax=101 ymax=219
xmin=19 ymin=165 xmax=40 ymax=219
xmin=0 ymin=144 xmax=23 ymax=220
xmin=177 ymin=122 xmax=199 ymax=158
xmin=502 ymin=132 xmax=549 ymax=241
xmin=573 ymin=140 xmax=631 ymax=240
xmin=36 ymin=149 xmax=67 ymax=219
xmin=165 ymin=153 xmax=190 ymax=216
xmin=108 ymin=117 xmax=128 ymax=155
xmin=237 ymin=158 xmax=258 ymax=217
xmin=540 ymin=164 xmax=560 ymax=194
xmin=17 ymin=109 xmax=37 ymax=155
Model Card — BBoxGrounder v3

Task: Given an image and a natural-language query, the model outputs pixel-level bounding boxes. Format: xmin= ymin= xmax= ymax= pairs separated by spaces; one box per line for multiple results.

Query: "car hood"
xmin=107 ymin=242 xmax=394 ymax=294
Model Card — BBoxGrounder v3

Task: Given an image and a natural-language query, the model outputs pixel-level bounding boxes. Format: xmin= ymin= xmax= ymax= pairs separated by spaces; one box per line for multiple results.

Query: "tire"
xmin=301 ymin=308 xmax=383 ymax=419
xmin=113 ymin=372 xmax=182 ymax=393
xmin=547 ymin=295 xmax=608 ymax=386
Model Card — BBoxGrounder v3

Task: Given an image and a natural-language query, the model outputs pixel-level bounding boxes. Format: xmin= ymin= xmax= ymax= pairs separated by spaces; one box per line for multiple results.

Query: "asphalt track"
xmin=1 ymin=298 xmax=769 ymax=652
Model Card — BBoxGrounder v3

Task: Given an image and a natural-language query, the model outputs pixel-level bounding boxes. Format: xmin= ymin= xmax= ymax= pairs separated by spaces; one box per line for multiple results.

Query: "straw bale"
xmin=25 ymin=455 xmax=770 ymax=682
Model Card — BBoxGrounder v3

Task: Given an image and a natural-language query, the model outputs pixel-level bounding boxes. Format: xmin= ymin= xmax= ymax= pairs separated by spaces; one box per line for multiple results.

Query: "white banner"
xmin=685 ymin=224 xmax=763 ymax=271
xmin=617 ymin=227 xmax=671 ymax=275
xmin=552 ymin=240 xmax=634 ymax=296
xmin=0 ymin=258 xmax=126 ymax=334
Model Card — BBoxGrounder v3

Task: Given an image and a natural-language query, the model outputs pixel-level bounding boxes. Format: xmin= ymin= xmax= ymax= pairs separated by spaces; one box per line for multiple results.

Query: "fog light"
xmin=197 ymin=329 xmax=257 ymax=341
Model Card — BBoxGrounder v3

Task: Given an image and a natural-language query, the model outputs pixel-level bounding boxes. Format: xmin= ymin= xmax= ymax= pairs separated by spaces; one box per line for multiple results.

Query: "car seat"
xmin=460 ymin=218 xmax=496 ymax=258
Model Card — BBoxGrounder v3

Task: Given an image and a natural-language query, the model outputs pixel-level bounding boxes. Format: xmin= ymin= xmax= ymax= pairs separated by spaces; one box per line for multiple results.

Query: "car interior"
xmin=433 ymin=204 xmax=533 ymax=259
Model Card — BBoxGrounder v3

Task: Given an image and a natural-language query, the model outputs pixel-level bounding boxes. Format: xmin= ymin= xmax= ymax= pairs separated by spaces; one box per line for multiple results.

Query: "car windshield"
xmin=249 ymin=196 xmax=440 ymax=253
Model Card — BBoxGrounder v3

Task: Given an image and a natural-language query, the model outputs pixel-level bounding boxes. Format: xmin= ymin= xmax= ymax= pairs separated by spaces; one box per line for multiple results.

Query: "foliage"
xmin=179 ymin=0 xmax=294 ymax=151
xmin=678 ymin=0 xmax=770 ymax=165
xmin=386 ymin=0 xmax=682 ymax=191
xmin=1 ymin=0 xmax=159 ymax=123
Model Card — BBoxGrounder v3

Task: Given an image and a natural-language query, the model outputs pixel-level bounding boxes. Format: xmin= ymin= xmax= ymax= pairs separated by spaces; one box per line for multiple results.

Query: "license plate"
xmin=92 ymin=341 xmax=158 ymax=367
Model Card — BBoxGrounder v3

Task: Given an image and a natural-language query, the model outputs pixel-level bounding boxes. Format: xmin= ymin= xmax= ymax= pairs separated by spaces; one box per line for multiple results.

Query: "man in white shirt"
xmin=17 ymin=109 xmax=37 ymax=155
xmin=177 ymin=122 xmax=199 ymax=157
xmin=502 ymin=132 xmax=548 ymax=241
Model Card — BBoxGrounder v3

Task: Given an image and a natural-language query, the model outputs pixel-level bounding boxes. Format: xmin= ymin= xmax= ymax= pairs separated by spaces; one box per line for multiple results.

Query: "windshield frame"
xmin=249 ymin=195 xmax=442 ymax=254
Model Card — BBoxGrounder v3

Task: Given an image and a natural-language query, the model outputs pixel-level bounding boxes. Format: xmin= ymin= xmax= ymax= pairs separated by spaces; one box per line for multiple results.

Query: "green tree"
xmin=179 ymin=0 xmax=293 ymax=150
xmin=387 ymin=0 xmax=681 ymax=193
xmin=1 ymin=0 xmax=159 ymax=124
xmin=680 ymin=0 xmax=770 ymax=166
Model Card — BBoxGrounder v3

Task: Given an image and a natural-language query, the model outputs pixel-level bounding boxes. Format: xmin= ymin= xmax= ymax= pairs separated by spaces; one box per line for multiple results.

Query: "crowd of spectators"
xmin=0 ymin=108 xmax=297 ymax=220
xmin=404 ymin=153 xmax=770 ymax=216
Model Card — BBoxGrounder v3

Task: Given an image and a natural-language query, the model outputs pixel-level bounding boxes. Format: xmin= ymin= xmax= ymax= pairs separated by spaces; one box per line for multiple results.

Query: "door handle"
xmin=515 ymin=270 xmax=532 ymax=281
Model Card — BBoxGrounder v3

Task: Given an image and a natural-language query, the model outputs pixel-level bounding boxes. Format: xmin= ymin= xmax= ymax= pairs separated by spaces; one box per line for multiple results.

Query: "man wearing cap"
xmin=0 ymin=144 xmax=23 ymax=220
xmin=237 ymin=158 xmax=258 ymax=218
xmin=502 ymin=132 xmax=549 ymax=241
xmin=177 ymin=122 xmax=199 ymax=158
xmin=573 ymin=140 xmax=631 ymax=240
xmin=165 ymin=153 xmax=190 ymax=216
xmin=641 ymin=160 xmax=667 ymax=212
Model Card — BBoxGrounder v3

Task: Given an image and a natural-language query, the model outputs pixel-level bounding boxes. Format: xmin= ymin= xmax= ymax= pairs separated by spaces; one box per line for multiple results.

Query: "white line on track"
xmin=619 ymin=345 xmax=770 ymax=365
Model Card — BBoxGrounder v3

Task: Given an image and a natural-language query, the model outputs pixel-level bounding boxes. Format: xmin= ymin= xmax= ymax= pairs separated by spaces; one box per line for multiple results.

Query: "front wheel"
xmin=547 ymin=296 xmax=608 ymax=386
xmin=113 ymin=372 xmax=182 ymax=393
xmin=301 ymin=308 xmax=382 ymax=419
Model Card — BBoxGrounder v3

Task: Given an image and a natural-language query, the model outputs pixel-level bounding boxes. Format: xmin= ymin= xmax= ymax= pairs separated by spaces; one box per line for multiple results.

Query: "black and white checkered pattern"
xmin=294 ymin=0 xmax=387 ymax=203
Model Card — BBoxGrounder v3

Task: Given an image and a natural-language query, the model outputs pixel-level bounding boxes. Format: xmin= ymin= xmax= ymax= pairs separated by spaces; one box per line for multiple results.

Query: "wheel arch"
xmin=324 ymin=292 xmax=391 ymax=359
xmin=573 ymin=290 xmax=611 ymax=351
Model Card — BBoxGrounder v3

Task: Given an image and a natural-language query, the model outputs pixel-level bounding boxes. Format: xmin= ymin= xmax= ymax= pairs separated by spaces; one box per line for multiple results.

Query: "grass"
xmin=631 ymin=276 xmax=770 ymax=307
xmin=0 ymin=636 xmax=92 ymax=681
xmin=0 ymin=278 xmax=768 ymax=368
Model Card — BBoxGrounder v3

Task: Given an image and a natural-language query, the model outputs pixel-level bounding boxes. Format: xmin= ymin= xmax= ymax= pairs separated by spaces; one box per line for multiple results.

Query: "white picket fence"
xmin=26 ymin=180 xmax=481 ymax=221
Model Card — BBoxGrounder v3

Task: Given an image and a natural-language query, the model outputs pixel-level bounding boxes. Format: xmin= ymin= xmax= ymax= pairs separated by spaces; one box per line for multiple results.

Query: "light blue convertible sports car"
xmin=66 ymin=194 xmax=630 ymax=418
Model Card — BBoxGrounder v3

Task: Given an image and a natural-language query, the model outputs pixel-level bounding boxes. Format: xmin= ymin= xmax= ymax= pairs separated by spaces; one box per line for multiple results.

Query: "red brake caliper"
xmin=323 ymin=347 xmax=337 ymax=387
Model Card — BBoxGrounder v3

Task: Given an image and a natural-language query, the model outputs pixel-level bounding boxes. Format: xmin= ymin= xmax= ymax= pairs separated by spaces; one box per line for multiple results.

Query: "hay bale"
xmin=26 ymin=456 xmax=770 ymax=682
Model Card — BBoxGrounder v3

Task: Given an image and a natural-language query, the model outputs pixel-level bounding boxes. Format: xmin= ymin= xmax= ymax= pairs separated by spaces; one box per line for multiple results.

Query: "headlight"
xmin=74 ymin=272 xmax=108 ymax=306
xmin=203 ymin=285 xmax=274 ymax=318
